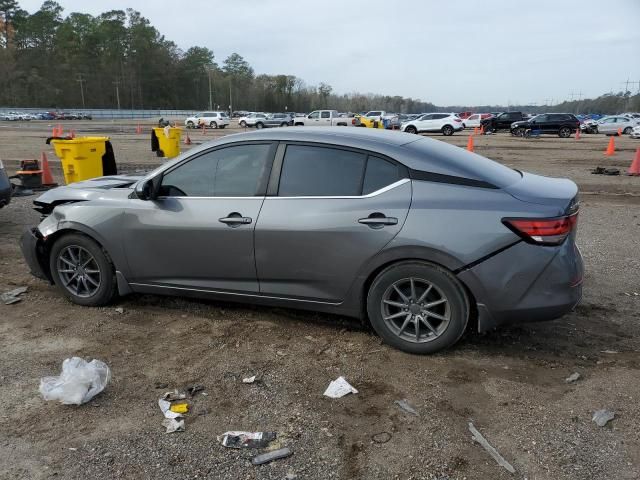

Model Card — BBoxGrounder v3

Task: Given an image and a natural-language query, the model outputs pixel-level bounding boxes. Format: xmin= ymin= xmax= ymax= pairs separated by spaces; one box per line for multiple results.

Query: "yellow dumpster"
xmin=152 ymin=127 xmax=182 ymax=158
xmin=50 ymin=137 xmax=116 ymax=184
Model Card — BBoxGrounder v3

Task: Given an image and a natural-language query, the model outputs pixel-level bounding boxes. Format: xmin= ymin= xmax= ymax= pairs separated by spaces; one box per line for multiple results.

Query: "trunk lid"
xmin=504 ymin=172 xmax=578 ymax=212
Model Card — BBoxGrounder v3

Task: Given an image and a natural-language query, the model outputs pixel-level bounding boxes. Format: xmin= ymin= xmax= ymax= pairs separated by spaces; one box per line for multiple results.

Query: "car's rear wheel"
xmin=558 ymin=126 xmax=571 ymax=138
xmin=49 ymin=233 xmax=116 ymax=307
xmin=280 ymin=122 xmax=289 ymax=127
xmin=210 ymin=121 xmax=218 ymax=129
xmin=255 ymin=122 xmax=264 ymax=129
xmin=367 ymin=261 xmax=469 ymax=354
xmin=405 ymin=125 xmax=418 ymax=134
xmin=513 ymin=127 xmax=526 ymax=137
xmin=186 ymin=121 xmax=194 ymax=128
xmin=442 ymin=125 xmax=454 ymax=136
xmin=239 ymin=120 xmax=246 ymax=127
xmin=623 ymin=127 xmax=632 ymax=134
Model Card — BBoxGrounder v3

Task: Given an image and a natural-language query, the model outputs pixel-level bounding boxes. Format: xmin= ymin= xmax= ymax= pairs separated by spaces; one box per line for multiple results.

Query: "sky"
xmin=17 ymin=0 xmax=640 ymax=106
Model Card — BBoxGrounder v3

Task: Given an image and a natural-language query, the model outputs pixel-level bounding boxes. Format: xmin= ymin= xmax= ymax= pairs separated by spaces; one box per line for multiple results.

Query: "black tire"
xmin=186 ymin=121 xmax=194 ymax=128
xmin=513 ymin=127 xmax=526 ymax=137
xmin=220 ymin=125 xmax=226 ymax=129
xmin=405 ymin=125 xmax=418 ymax=134
xmin=156 ymin=149 xmax=164 ymax=157
xmin=210 ymin=121 xmax=218 ymax=129
xmin=623 ymin=127 xmax=632 ymax=135
xmin=442 ymin=125 xmax=454 ymax=136
xmin=558 ymin=126 xmax=571 ymax=138
xmin=280 ymin=122 xmax=289 ymax=127
xmin=239 ymin=120 xmax=246 ymax=127
xmin=255 ymin=122 xmax=264 ymax=129
xmin=49 ymin=233 xmax=116 ymax=307
xmin=366 ymin=261 xmax=469 ymax=354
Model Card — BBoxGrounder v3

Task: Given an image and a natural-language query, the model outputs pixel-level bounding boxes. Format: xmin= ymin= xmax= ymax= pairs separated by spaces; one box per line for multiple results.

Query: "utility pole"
xmin=207 ymin=65 xmax=215 ymax=111
xmin=229 ymin=80 xmax=233 ymax=117
xmin=76 ymin=73 xmax=86 ymax=109
xmin=113 ymin=79 xmax=121 ymax=110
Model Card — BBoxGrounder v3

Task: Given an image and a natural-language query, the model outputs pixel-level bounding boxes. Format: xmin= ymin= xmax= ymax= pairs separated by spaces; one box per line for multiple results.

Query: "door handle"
xmin=358 ymin=214 xmax=398 ymax=228
xmin=219 ymin=212 xmax=252 ymax=227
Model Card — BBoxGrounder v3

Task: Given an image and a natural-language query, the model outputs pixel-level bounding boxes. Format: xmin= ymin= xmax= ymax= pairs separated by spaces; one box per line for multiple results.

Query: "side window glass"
xmin=160 ymin=144 xmax=272 ymax=197
xmin=362 ymin=156 xmax=401 ymax=195
xmin=321 ymin=111 xmax=330 ymax=119
xmin=309 ymin=111 xmax=319 ymax=119
xmin=278 ymin=145 xmax=365 ymax=197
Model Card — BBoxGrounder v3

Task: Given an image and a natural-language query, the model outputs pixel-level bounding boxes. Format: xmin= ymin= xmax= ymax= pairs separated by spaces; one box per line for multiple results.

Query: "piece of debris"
xmin=158 ymin=399 xmax=183 ymax=419
xmin=591 ymin=167 xmax=620 ymax=175
xmin=565 ymin=372 xmax=581 ymax=383
xmin=251 ymin=447 xmax=292 ymax=465
xmin=170 ymin=402 xmax=189 ymax=414
xmin=187 ymin=384 xmax=205 ymax=397
xmin=323 ymin=376 xmax=358 ymax=398
xmin=468 ymin=422 xmax=516 ymax=474
xmin=371 ymin=432 xmax=392 ymax=444
xmin=163 ymin=389 xmax=187 ymax=401
xmin=600 ymin=350 xmax=619 ymax=354
xmin=162 ymin=418 xmax=185 ymax=433
xmin=218 ymin=431 xmax=277 ymax=449
xmin=285 ymin=472 xmax=298 ymax=480
xmin=242 ymin=375 xmax=257 ymax=384
xmin=1 ymin=286 xmax=28 ymax=305
xmin=394 ymin=399 xmax=419 ymax=416
xmin=623 ymin=292 xmax=640 ymax=296
xmin=114 ymin=307 xmax=124 ymax=314
xmin=154 ymin=382 xmax=169 ymax=389
xmin=39 ymin=357 xmax=110 ymax=405
xmin=592 ymin=409 xmax=615 ymax=427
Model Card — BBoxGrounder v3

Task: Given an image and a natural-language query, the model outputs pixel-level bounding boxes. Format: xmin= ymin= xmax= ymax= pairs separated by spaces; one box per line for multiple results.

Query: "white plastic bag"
xmin=39 ymin=357 xmax=111 ymax=405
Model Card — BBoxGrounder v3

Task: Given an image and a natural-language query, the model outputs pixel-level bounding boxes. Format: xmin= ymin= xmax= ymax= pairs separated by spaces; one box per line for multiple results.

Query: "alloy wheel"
xmin=57 ymin=245 xmax=102 ymax=298
xmin=381 ymin=277 xmax=451 ymax=343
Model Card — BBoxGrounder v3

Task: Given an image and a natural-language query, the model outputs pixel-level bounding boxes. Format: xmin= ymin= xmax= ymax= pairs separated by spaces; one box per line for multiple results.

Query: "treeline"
xmin=0 ymin=1 xmax=638 ymax=114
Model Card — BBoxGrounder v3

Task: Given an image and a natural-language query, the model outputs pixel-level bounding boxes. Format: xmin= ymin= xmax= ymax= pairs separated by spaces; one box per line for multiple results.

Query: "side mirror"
xmin=135 ymin=176 xmax=160 ymax=200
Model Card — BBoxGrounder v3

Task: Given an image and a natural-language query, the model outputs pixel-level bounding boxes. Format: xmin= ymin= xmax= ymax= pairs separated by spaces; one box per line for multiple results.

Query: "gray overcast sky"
xmin=18 ymin=0 xmax=640 ymax=105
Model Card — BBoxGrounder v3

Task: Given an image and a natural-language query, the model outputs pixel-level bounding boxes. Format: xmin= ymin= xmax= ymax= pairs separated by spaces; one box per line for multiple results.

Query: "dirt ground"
xmin=0 ymin=120 xmax=639 ymax=480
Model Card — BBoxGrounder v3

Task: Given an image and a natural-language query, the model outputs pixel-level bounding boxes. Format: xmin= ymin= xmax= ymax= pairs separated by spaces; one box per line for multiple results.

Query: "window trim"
xmin=157 ymin=141 xmax=278 ymax=199
xmin=266 ymin=141 xmax=409 ymax=199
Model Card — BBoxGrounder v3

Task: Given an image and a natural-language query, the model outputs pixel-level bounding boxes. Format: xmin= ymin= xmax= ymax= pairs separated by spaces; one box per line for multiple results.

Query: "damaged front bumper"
xmin=20 ymin=228 xmax=51 ymax=282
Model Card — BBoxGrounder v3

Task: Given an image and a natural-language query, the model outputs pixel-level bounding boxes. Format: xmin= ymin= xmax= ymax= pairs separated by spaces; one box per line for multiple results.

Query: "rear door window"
xmin=278 ymin=145 xmax=366 ymax=196
xmin=321 ymin=111 xmax=330 ymax=119
xmin=362 ymin=156 xmax=401 ymax=195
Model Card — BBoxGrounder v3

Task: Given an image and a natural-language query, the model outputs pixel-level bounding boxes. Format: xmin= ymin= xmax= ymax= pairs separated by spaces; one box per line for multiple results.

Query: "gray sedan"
xmin=21 ymin=128 xmax=583 ymax=354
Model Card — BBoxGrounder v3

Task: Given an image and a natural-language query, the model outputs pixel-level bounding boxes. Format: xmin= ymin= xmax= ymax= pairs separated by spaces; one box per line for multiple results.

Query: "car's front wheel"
xmin=404 ymin=125 xmax=418 ymax=134
xmin=210 ymin=121 xmax=218 ymax=129
xmin=255 ymin=122 xmax=264 ymax=129
xmin=558 ymin=126 xmax=572 ymax=138
xmin=239 ymin=120 xmax=246 ymax=127
xmin=367 ymin=261 xmax=469 ymax=354
xmin=442 ymin=125 xmax=454 ymax=136
xmin=186 ymin=121 xmax=194 ymax=128
xmin=49 ymin=233 xmax=116 ymax=306
xmin=623 ymin=127 xmax=632 ymax=135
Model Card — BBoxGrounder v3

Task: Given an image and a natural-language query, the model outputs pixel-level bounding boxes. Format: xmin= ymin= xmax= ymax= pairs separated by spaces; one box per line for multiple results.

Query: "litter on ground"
xmin=1 ymin=286 xmax=28 ymax=305
xmin=469 ymin=422 xmax=516 ymax=474
xmin=218 ymin=431 xmax=277 ymax=449
xmin=592 ymin=409 xmax=615 ymax=427
xmin=323 ymin=376 xmax=358 ymax=398
xmin=39 ymin=357 xmax=110 ymax=405
xmin=251 ymin=447 xmax=292 ymax=465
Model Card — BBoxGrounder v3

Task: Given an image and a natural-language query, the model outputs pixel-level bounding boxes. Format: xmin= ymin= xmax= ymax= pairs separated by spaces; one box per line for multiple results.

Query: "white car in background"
xmin=238 ymin=112 xmax=267 ymax=127
xmin=462 ymin=113 xmax=492 ymax=128
xmin=595 ymin=115 xmax=638 ymax=135
xmin=631 ymin=125 xmax=640 ymax=139
xmin=401 ymin=113 xmax=464 ymax=136
xmin=184 ymin=111 xmax=230 ymax=129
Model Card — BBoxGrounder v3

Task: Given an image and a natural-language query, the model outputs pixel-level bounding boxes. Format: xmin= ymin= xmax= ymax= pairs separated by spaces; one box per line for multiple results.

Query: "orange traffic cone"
xmin=604 ymin=136 xmax=616 ymax=156
xmin=575 ymin=128 xmax=581 ymax=140
xmin=466 ymin=134 xmax=474 ymax=152
xmin=628 ymin=148 xmax=640 ymax=176
xmin=40 ymin=152 xmax=56 ymax=186
xmin=57 ymin=124 xmax=63 ymax=136
xmin=617 ymin=128 xmax=623 ymax=136
xmin=184 ymin=134 xmax=191 ymax=145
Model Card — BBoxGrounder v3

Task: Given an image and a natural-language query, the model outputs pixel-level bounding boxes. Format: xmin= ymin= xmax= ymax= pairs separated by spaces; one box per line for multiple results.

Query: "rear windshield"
xmin=403 ymin=138 xmax=522 ymax=188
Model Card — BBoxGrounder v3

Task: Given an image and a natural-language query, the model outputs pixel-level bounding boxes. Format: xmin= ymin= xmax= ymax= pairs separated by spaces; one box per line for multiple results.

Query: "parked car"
xmin=480 ymin=112 xmax=527 ymax=132
xmin=185 ymin=111 xmax=230 ymax=129
xmin=510 ymin=113 xmax=580 ymax=138
xmin=580 ymin=118 xmax=599 ymax=134
xmin=462 ymin=113 xmax=492 ymax=128
xmin=631 ymin=125 xmax=640 ymax=139
xmin=20 ymin=128 xmax=583 ymax=354
xmin=0 ymin=160 xmax=11 ymax=209
xmin=238 ymin=113 xmax=267 ymax=127
xmin=401 ymin=113 xmax=464 ymax=136
xmin=593 ymin=115 xmax=638 ymax=135
xmin=253 ymin=113 xmax=293 ymax=129
xmin=293 ymin=110 xmax=356 ymax=126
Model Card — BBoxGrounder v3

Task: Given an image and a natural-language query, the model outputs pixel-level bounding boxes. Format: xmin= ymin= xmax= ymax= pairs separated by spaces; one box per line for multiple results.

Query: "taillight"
xmin=503 ymin=214 xmax=578 ymax=245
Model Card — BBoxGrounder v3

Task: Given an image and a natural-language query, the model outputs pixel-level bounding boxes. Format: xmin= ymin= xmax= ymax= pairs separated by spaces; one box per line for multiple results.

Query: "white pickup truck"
xmin=293 ymin=110 xmax=356 ymax=127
